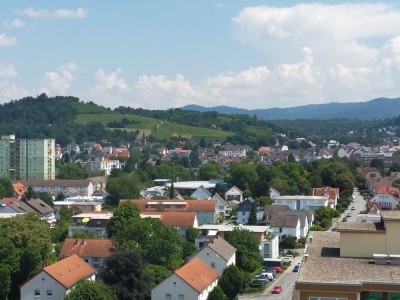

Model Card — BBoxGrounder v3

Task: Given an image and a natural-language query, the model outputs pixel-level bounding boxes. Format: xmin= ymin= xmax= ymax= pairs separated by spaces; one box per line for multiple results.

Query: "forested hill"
xmin=181 ymin=97 xmax=400 ymax=120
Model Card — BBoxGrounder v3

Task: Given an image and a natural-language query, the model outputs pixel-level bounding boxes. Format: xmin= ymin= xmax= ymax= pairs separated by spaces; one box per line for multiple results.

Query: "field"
xmin=75 ymin=113 xmax=233 ymax=141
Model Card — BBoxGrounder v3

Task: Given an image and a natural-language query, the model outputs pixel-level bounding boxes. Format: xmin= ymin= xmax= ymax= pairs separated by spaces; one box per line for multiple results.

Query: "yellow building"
xmin=296 ymin=211 xmax=400 ymax=300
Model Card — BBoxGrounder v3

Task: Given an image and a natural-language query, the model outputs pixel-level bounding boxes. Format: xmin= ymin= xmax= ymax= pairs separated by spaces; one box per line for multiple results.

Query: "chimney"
xmin=304 ymin=254 xmax=309 ymax=262
xmin=309 ymin=236 xmax=313 ymax=243
xmin=75 ymin=238 xmax=78 ymax=244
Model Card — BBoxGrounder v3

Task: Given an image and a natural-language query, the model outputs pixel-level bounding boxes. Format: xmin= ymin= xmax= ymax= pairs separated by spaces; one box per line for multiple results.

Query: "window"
xmin=34 ymin=289 xmax=40 ymax=296
xmin=242 ymin=211 xmax=245 ymax=216
xmin=166 ymin=294 xmax=171 ymax=300
xmin=47 ymin=290 xmax=52 ymax=296
xmin=279 ymin=228 xmax=283 ymax=233
xmin=178 ymin=295 xmax=184 ymax=300
xmin=211 ymin=262 xmax=216 ymax=268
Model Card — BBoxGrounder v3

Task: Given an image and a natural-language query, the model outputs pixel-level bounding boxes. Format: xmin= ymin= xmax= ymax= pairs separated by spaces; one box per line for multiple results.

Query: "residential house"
xmin=25 ymin=199 xmax=56 ymax=223
xmin=140 ymin=212 xmax=198 ymax=239
xmin=269 ymin=187 xmax=281 ymax=197
xmin=88 ymin=159 xmax=120 ymax=176
xmin=124 ymin=199 xmax=217 ymax=225
xmin=20 ymin=255 xmax=95 ymax=300
xmin=190 ymin=236 xmax=236 ymax=275
xmin=166 ymin=181 xmax=216 ymax=197
xmin=312 ymin=186 xmax=339 ymax=208
xmin=219 ymin=144 xmax=249 ymax=157
xmin=59 ymin=239 xmax=112 ymax=269
xmin=236 ymin=198 xmax=264 ymax=224
xmin=369 ymin=186 xmax=400 ymax=210
xmin=20 ymin=179 xmax=95 ymax=197
xmin=295 ymin=211 xmax=400 ymax=300
xmin=265 ymin=204 xmax=289 ymax=223
xmin=279 ymin=210 xmax=309 ymax=238
xmin=66 ymin=143 xmax=80 ymax=154
xmin=88 ymin=176 xmax=108 ymax=190
xmin=12 ymin=182 xmax=28 ymax=199
xmin=272 ymin=195 xmax=329 ymax=211
xmin=168 ymin=147 xmax=192 ymax=158
xmin=269 ymin=215 xmax=301 ymax=240
xmin=68 ymin=211 xmax=113 ymax=238
xmin=151 ymin=257 xmax=219 ymax=300
xmin=224 ymin=186 xmax=243 ymax=204
xmin=191 ymin=185 xmax=212 ymax=200
xmin=211 ymin=193 xmax=230 ymax=218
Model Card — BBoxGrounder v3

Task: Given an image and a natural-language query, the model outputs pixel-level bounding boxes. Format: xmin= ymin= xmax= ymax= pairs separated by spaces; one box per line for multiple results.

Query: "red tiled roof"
xmin=140 ymin=211 xmax=196 ymax=227
xmin=19 ymin=179 xmax=92 ymax=188
xmin=43 ymin=255 xmax=95 ymax=289
xmin=2 ymin=197 xmax=19 ymax=204
xmin=12 ymin=182 xmax=27 ymax=196
xmin=175 ymin=257 xmax=219 ymax=293
xmin=121 ymin=199 xmax=216 ymax=212
xmin=60 ymin=239 xmax=112 ymax=259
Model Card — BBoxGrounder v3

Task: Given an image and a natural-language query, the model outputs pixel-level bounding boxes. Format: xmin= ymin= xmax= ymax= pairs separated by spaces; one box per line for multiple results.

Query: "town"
xmin=1 ymin=126 xmax=400 ymax=299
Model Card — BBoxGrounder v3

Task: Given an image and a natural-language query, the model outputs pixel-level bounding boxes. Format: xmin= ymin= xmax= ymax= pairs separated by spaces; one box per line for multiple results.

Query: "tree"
xmin=106 ymin=201 xmax=140 ymax=238
xmin=106 ymin=173 xmax=142 ymax=205
xmin=219 ymin=265 xmax=244 ymax=300
xmin=145 ymin=264 xmax=171 ymax=287
xmin=370 ymin=158 xmax=385 ymax=174
xmin=225 ymin=228 xmax=262 ymax=272
xmin=229 ymin=164 xmax=259 ymax=191
xmin=207 ymin=285 xmax=226 ymax=300
xmin=0 ymin=213 xmax=52 ymax=299
xmin=0 ymin=176 xmax=13 ymax=198
xmin=280 ymin=235 xmax=297 ymax=249
xmin=247 ymin=202 xmax=258 ymax=225
xmin=57 ymin=162 xmax=87 ymax=179
xmin=199 ymin=162 xmax=221 ymax=180
xmin=21 ymin=186 xmax=37 ymax=201
xmin=64 ymin=280 xmax=117 ymax=300
xmin=169 ymin=182 xmax=175 ymax=199
xmin=99 ymin=251 xmax=151 ymax=300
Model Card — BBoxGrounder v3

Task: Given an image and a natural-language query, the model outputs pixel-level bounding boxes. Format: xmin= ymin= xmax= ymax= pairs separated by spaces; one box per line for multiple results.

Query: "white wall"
xmin=190 ymin=248 xmax=234 ymax=275
xmin=261 ymin=235 xmax=279 ymax=259
xmin=151 ymin=273 xmax=218 ymax=300
xmin=21 ymin=271 xmax=66 ymax=300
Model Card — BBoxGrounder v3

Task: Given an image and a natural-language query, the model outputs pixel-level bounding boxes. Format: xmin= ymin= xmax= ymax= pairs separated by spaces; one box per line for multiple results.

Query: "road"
xmin=239 ymin=255 xmax=302 ymax=300
xmin=337 ymin=188 xmax=366 ymax=224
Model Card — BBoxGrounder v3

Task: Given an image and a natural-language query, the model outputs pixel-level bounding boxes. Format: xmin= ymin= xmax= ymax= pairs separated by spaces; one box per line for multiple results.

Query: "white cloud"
xmin=42 ymin=63 xmax=77 ymax=94
xmin=232 ymin=3 xmax=400 ymax=68
xmin=0 ymin=82 xmax=29 ymax=101
xmin=3 ymin=19 xmax=25 ymax=29
xmin=0 ymin=33 xmax=16 ymax=47
xmin=0 ymin=62 xmax=17 ymax=78
xmin=21 ymin=7 xmax=88 ymax=18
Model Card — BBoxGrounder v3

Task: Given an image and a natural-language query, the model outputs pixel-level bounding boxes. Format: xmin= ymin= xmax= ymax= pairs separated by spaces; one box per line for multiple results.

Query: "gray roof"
xmin=279 ymin=210 xmax=308 ymax=228
xmin=270 ymin=215 xmax=299 ymax=228
xmin=204 ymin=236 xmax=236 ymax=262
xmin=211 ymin=193 xmax=227 ymax=206
xmin=8 ymin=201 xmax=35 ymax=214
xmin=265 ymin=204 xmax=289 ymax=219
xmin=296 ymin=231 xmax=400 ymax=285
xmin=26 ymin=199 xmax=55 ymax=215
xmin=191 ymin=185 xmax=212 ymax=200
xmin=381 ymin=211 xmax=400 ymax=221
xmin=337 ymin=222 xmax=384 ymax=232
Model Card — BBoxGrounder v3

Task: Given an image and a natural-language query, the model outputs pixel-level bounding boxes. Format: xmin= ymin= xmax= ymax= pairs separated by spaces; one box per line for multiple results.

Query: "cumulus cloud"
xmin=0 ymin=62 xmax=18 ymax=78
xmin=3 ymin=19 xmax=25 ymax=29
xmin=21 ymin=7 xmax=88 ymax=18
xmin=0 ymin=82 xmax=29 ymax=101
xmin=0 ymin=33 xmax=17 ymax=46
xmin=41 ymin=63 xmax=77 ymax=94
xmin=232 ymin=3 xmax=400 ymax=68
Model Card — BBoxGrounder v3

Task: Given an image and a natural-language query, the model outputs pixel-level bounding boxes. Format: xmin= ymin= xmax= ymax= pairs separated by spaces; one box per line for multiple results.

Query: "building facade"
xmin=0 ymin=135 xmax=55 ymax=180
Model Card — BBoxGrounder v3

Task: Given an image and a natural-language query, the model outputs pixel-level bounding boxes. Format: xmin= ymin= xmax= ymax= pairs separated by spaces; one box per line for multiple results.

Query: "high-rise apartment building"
xmin=0 ymin=135 xmax=55 ymax=180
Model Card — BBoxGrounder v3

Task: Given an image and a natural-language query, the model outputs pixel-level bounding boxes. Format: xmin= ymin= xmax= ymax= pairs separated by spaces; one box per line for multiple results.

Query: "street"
xmin=336 ymin=188 xmax=366 ymax=225
xmin=239 ymin=255 xmax=302 ymax=300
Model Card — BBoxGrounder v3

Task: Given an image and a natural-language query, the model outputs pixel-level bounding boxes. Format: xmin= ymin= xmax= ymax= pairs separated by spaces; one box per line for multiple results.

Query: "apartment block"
xmin=0 ymin=135 xmax=55 ymax=180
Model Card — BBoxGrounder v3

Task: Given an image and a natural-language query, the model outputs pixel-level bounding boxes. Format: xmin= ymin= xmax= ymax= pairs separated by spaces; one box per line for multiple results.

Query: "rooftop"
xmin=381 ymin=211 xmax=400 ymax=221
xmin=198 ymin=224 xmax=269 ymax=233
xmin=296 ymin=231 xmax=400 ymax=285
xmin=272 ymin=196 xmax=328 ymax=201
xmin=337 ymin=222 xmax=385 ymax=232
xmin=60 ymin=239 xmax=112 ymax=259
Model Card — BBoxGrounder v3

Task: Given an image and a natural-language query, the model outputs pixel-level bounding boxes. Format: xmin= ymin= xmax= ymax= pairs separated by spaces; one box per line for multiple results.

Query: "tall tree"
xmin=99 ymin=251 xmax=151 ymax=300
xmin=106 ymin=201 xmax=140 ymax=238
xmin=218 ymin=265 xmax=244 ymax=300
xmin=247 ymin=202 xmax=258 ymax=225
xmin=225 ymin=228 xmax=262 ymax=272
xmin=207 ymin=285 xmax=226 ymax=300
xmin=106 ymin=173 xmax=142 ymax=205
xmin=169 ymin=182 xmax=175 ymax=199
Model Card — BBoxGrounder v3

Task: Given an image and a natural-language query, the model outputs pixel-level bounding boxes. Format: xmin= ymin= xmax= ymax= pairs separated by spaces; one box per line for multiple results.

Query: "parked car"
xmin=272 ymin=286 xmax=283 ymax=294
xmin=346 ymin=213 xmax=352 ymax=217
xmin=293 ymin=265 xmax=300 ymax=272
xmin=273 ymin=266 xmax=283 ymax=273
xmin=351 ymin=206 xmax=356 ymax=210
xmin=259 ymin=272 xmax=274 ymax=280
xmin=253 ymin=277 xmax=269 ymax=285
xmin=264 ymin=268 xmax=276 ymax=276
xmin=282 ymin=256 xmax=293 ymax=263
xmin=342 ymin=217 xmax=348 ymax=222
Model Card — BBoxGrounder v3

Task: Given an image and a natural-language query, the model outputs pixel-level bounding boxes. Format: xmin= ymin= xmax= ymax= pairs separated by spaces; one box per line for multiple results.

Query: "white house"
xmin=190 ymin=236 xmax=236 ymax=275
xmin=151 ymin=257 xmax=219 ymax=300
xmin=261 ymin=233 xmax=280 ymax=259
xmin=88 ymin=158 xmax=120 ymax=176
xmin=272 ymin=195 xmax=329 ymax=211
xmin=225 ymin=186 xmax=243 ymax=203
xmin=236 ymin=198 xmax=264 ymax=224
xmin=191 ymin=185 xmax=212 ymax=200
xmin=20 ymin=255 xmax=95 ymax=300
xmin=369 ymin=194 xmax=399 ymax=210
xmin=269 ymin=215 xmax=301 ymax=240
xmin=279 ymin=210 xmax=309 ymax=238
xmin=211 ymin=193 xmax=229 ymax=218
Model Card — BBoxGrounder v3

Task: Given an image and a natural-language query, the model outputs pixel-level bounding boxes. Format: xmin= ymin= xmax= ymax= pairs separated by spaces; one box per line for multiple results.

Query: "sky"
xmin=1 ymin=1 xmax=400 ymax=110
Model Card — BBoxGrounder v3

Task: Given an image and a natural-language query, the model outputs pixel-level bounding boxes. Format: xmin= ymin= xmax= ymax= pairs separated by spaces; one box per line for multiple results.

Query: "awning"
xmin=82 ymin=217 xmax=90 ymax=223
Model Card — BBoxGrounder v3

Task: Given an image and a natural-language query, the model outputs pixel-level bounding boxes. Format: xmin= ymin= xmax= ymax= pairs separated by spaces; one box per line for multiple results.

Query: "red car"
xmin=273 ymin=266 xmax=283 ymax=273
xmin=272 ymin=286 xmax=283 ymax=294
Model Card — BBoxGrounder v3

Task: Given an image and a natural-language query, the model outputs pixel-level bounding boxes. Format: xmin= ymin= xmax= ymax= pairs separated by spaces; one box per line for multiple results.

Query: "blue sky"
xmin=1 ymin=1 xmax=400 ymax=109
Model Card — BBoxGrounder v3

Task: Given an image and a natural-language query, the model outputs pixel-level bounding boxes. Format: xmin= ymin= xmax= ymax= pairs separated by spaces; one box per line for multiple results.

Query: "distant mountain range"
xmin=181 ymin=97 xmax=400 ymax=120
